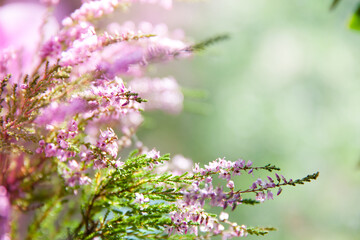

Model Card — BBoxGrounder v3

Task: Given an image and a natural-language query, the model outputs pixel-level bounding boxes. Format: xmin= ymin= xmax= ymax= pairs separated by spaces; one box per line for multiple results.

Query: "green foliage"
xmin=246 ymin=227 xmax=277 ymax=236
xmin=186 ymin=34 xmax=230 ymax=52
xmin=348 ymin=5 xmax=360 ymax=31
xmin=68 ymin=153 xmax=183 ymax=239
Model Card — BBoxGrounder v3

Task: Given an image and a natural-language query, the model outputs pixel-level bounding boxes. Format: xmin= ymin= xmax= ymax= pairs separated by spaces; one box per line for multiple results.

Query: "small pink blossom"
xmin=226 ymin=180 xmax=234 ymax=189
xmin=133 ymin=193 xmax=149 ymax=204
xmin=0 ymin=186 xmax=10 ymax=239
xmin=68 ymin=160 xmax=80 ymax=171
xmin=146 ymin=148 xmax=160 ymax=160
xmin=219 ymin=212 xmax=229 ymax=221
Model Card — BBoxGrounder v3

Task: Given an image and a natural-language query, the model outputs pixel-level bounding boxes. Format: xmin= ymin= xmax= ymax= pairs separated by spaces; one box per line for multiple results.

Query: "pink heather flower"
xmin=85 ymin=77 xmax=141 ymax=121
xmin=233 ymin=159 xmax=245 ymax=175
xmin=219 ymin=169 xmax=231 ymax=181
xmin=219 ymin=212 xmax=229 ymax=221
xmin=205 ymin=176 xmax=212 ymax=184
xmin=59 ymin=26 xmax=99 ymax=66
xmin=35 ymin=98 xmax=89 ymax=126
xmin=97 ymin=21 xmax=189 ymax=78
xmin=129 ymin=76 xmax=184 ymax=114
xmin=68 ymin=120 xmax=78 ymax=132
xmin=36 ymin=147 xmax=44 ymax=154
xmin=133 ymin=193 xmax=149 ymax=204
xmin=80 ymin=149 xmax=95 ymax=163
xmin=68 ymin=160 xmax=80 ymax=171
xmin=97 ymin=128 xmax=118 ymax=158
xmin=45 ymin=143 xmax=57 ymax=157
xmin=246 ymin=160 xmax=253 ymax=167
xmin=39 ymin=140 xmax=46 ymax=146
xmin=0 ymin=3 xmax=58 ymax=83
xmin=79 ymin=176 xmax=92 ymax=185
xmin=63 ymin=0 xmax=173 ymax=27
xmin=114 ymin=159 xmax=124 ymax=168
xmin=226 ymin=180 xmax=234 ymax=189
xmin=255 ymin=178 xmax=263 ymax=186
xmin=193 ymin=163 xmax=200 ymax=173
xmin=98 ymin=45 xmax=145 ymax=77
xmin=20 ymin=84 xmax=28 ymax=89
xmin=0 ymin=186 xmax=10 ymax=239
xmin=205 ymin=161 xmax=220 ymax=173
xmin=57 ymin=130 xmax=69 ymax=141
xmin=255 ymin=192 xmax=266 ymax=203
xmin=146 ymin=148 xmax=160 ymax=160
xmin=59 ymin=140 xmax=69 ymax=149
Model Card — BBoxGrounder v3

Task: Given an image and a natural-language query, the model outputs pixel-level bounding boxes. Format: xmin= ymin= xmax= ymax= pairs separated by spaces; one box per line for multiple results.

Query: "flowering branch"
xmin=0 ymin=1 xmax=319 ymax=240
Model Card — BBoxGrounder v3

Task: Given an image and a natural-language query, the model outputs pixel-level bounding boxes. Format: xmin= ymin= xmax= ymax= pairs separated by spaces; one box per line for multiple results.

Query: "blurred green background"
xmin=132 ymin=0 xmax=360 ymax=239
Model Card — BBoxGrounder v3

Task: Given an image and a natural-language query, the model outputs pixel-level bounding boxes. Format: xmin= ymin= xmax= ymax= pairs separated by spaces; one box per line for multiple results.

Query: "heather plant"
xmin=0 ymin=1 xmax=319 ymax=239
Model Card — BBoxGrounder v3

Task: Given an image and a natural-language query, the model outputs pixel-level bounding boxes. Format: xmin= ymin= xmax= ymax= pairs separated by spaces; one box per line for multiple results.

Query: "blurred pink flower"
xmin=0 ymin=3 xmax=58 ymax=83
xmin=0 ymin=186 xmax=10 ymax=240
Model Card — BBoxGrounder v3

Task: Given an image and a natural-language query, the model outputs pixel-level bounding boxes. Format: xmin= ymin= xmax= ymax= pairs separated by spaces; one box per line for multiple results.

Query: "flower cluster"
xmin=164 ymin=158 xmax=318 ymax=239
xmin=0 ymin=1 xmax=318 ymax=239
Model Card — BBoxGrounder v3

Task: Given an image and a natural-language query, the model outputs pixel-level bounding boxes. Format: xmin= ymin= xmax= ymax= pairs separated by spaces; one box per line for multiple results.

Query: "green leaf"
xmin=348 ymin=5 xmax=360 ymax=31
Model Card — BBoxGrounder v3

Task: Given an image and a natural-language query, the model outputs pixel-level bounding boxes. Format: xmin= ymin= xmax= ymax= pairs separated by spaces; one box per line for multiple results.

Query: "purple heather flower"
xmin=275 ymin=173 xmax=281 ymax=182
xmin=281 ymin=175 xmax=287 ymax=183
xmin=234 ymin=159 xmax=245 ymax=168
xmin=277 ymin=187 xmax=283 ymax=196
xmin=250 ymin=182 xmax=257 ymax=190
xmin=246 ymin=160 xmax=253 ymax=167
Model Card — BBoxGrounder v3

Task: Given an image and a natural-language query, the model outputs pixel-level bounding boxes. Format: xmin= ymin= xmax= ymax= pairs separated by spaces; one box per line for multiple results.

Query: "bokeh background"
xmin=4 ymin=0 xmax=360 ymax=239
xmin=134 ymin=1 xmax=360 ymax=239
